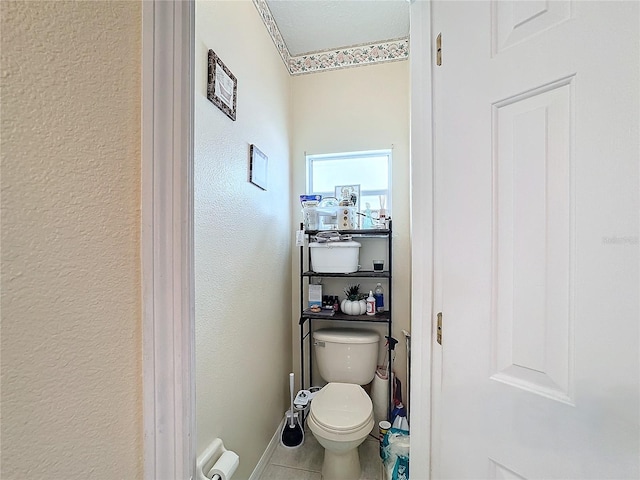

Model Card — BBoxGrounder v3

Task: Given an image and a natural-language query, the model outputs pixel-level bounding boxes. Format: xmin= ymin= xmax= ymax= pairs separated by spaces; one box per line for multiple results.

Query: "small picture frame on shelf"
xmin=335 ymin=184 xmax=360 ymax=229
xmin=334 ymin=184 xmax=360 ymax=210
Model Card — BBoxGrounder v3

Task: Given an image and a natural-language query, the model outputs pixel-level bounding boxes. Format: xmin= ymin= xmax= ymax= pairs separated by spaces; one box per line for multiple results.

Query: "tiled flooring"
xmin=259 ymin=424 xmax=382 ymax=480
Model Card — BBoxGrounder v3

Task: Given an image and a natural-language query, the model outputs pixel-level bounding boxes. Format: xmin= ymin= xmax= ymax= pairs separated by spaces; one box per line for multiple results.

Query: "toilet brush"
xmin=281 ymin=373 xmax=304 ymax=448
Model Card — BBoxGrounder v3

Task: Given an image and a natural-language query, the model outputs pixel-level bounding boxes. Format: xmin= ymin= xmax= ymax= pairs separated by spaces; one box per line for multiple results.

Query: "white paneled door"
xmin=431 ymin=1 xmax=639 ymax=478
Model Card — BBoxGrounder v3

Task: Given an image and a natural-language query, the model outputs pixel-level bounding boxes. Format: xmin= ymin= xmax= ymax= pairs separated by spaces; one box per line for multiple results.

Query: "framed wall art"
xmin=207 ymin=49 xmax=237 ymax=121
xmin=249 ymin=144 xmax=268 ymax=190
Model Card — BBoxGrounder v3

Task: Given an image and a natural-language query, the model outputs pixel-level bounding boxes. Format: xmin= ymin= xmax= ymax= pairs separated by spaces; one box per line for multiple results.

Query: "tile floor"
xmin=259 ymin=424 xmax=382 ymax=480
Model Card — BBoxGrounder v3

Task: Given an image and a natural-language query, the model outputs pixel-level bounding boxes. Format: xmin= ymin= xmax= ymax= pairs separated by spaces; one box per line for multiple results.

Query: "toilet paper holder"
xmin=196 ymin=438 xmax=239 ymax=480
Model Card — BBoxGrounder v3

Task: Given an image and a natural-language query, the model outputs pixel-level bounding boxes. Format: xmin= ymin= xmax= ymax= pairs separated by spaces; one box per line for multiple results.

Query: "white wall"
xmin=194 ymin=2 xmax=293 ymax=478
xmin=291 ymin=61 xmax=411 ymax=407
xmin=1 ymin=2 xmax=142 ymax=478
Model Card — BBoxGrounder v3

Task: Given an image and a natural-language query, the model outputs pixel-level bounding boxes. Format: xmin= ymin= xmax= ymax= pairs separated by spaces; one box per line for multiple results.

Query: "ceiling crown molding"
xmin=253 ymin=0 xmax=409 ymax=76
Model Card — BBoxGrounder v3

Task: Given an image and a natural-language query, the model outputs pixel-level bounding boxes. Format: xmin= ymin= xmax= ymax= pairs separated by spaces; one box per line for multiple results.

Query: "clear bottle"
xmin=366 ymin=290 xmax=376 ymax=316
xmin=374 ymin=283 xmax=384 ymax=313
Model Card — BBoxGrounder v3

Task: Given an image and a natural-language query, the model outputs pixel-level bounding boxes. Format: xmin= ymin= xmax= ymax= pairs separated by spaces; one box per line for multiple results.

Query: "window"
xmin=306 ymin=150 xmax=392 ymax=218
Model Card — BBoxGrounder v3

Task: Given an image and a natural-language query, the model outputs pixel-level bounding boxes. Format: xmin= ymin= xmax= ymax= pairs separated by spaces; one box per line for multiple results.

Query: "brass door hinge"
xmin=437 ymin=312 xmax=443 ymax=344
xmin=436 ymin=33 xmax=442 ymax=66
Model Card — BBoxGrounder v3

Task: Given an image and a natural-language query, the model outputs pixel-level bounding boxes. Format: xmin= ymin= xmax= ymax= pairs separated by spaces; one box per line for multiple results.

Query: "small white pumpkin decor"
xmin=341 ymin=284 xmax=367 ymax=316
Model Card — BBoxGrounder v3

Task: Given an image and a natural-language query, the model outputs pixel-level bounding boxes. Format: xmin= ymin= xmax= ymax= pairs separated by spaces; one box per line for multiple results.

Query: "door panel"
xmin=432 ymin=1 xmax=639 ymax=478
xmin=492 ymin=0 xmax=571 ymax=55
xmin=492 ymin=76 xmax=573 ymax=404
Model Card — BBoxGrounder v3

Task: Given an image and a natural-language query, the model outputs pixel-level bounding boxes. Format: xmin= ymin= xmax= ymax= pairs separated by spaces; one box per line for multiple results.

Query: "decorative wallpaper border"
xmin=253 ymin=0 xmax=409 ymax=76
xmin=289 ymin=39 xmax=409 ymax=75
xmin=253 ymin=0 xmax=291 ymax=67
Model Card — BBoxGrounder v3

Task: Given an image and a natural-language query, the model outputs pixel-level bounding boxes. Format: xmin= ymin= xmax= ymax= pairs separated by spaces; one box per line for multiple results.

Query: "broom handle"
xmin=289 ymin=373 xmax=295 ymax=427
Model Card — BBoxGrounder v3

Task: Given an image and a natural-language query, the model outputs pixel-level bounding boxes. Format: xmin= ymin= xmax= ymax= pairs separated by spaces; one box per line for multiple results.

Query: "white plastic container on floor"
xmin=371 ymin=367 xmax=389 ymax=427
xmin=309 ymin=241 xmax=361 ymax=273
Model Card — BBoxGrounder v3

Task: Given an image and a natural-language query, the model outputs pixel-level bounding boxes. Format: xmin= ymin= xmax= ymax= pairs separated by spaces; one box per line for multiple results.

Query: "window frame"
xmin=305 ymin=149 xmax=393 ymax=214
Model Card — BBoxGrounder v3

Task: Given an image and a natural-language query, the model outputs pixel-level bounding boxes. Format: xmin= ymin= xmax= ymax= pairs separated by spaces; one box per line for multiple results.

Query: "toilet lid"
xmin=310 ymin=383 xmax=373 ymax=433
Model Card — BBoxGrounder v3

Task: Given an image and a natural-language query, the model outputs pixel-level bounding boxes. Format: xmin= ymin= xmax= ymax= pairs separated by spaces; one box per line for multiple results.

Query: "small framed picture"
xmin=335 ymin=184 xmax=360 ymax=210
xmin=249 ymin=144 xmax=268 ymax=190
xmin=207 ymin=49 xmax=237 ymax=121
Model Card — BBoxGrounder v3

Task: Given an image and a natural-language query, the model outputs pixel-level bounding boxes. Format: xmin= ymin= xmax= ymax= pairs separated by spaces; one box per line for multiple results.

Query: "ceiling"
xmin=265 ymin=0 xmax=410 ymax=56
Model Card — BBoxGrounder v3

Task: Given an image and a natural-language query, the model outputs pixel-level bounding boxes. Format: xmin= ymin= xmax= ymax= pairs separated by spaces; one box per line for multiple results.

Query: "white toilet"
xmin=307 ymin=328 xmax=379 ymax=480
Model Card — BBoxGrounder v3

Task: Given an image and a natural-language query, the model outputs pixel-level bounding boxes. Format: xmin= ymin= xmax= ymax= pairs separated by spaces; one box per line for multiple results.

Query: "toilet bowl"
xmin=307 ymin=382 xmax=375 ymax=480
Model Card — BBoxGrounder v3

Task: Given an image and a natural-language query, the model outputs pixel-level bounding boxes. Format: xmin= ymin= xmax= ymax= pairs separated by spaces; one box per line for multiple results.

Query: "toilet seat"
xmin=309 ymin=383 xmax=373 ymax=435
xmin=308 ymin=383 xmax=375 ymax=480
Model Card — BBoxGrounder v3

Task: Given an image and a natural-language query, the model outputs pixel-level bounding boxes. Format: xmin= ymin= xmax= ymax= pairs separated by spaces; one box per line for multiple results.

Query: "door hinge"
xmin=436 ymin=33 xmax=442 ymax=66
xmin=437 ymin=312 xmax=443 ymax=344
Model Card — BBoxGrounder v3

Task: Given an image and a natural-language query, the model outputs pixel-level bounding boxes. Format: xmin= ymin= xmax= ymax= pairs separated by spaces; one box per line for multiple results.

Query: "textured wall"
xmin=1 ymin=2 xmax=142 ymax=479
xmin=194 ymin=2 xmax=293 ymax=479
xmin=291 ymin=61 xmax=411 ymax=406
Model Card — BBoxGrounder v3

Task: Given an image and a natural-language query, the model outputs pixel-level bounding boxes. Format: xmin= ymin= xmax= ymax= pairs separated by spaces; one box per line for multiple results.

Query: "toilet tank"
xmin=313 ymin=328 xmax=379 ymax=385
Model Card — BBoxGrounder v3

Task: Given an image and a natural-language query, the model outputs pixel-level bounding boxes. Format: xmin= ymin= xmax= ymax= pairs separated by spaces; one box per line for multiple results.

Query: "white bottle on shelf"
xmin=366 ymin=291 xmax=376 ymax=316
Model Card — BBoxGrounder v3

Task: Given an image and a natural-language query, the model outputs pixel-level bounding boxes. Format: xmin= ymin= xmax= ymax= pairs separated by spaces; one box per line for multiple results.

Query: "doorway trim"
xmin=141 ymin=1 xmax=435 ymax=478
xmin=142 ymin=1 xmax=195 ymax=479
xmin=409 ymin=1 xmax=434 ymax=477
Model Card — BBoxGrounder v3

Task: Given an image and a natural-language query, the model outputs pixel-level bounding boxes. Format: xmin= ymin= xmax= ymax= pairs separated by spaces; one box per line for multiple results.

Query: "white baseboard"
xmin=248 ymin=417 xmax=286 ymax=480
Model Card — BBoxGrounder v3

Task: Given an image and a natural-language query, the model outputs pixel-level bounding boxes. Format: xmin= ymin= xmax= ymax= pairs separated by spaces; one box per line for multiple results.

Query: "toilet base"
xmin=321 ymin=447 xmax=361 ymax=480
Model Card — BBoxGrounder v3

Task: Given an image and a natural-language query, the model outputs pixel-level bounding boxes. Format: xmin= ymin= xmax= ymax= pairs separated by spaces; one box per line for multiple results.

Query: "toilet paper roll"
xmin=206 ymin=450 xmax=239 ymax=480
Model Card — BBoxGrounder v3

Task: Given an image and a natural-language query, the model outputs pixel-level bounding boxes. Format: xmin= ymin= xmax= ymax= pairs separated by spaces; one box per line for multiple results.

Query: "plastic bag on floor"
xmin=381 ymin=427 xmax=409 ymax=480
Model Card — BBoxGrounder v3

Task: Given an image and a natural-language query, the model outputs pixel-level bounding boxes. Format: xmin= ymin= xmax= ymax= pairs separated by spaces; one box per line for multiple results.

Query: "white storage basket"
xmin=309 ymin=241 xmax=361 ymax=273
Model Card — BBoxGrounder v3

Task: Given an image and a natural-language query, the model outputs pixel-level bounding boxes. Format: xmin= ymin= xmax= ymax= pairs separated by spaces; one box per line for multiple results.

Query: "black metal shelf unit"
xmin=298 ymin=222 xmax=393 ymax=414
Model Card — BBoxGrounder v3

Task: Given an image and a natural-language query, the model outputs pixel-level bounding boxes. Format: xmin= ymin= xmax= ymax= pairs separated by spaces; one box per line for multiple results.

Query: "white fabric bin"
xmin=309 ymin=241 xmax=361 ymax=273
